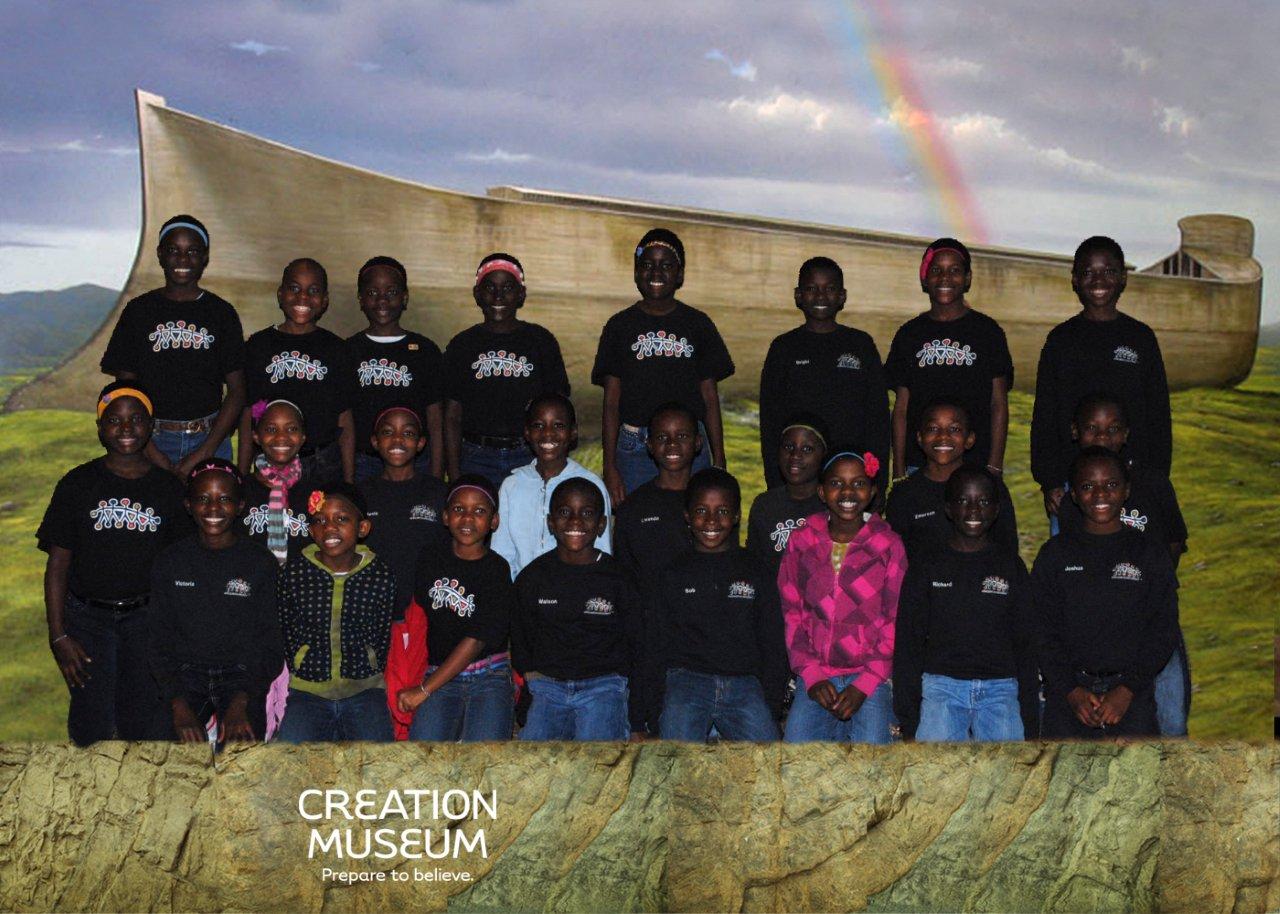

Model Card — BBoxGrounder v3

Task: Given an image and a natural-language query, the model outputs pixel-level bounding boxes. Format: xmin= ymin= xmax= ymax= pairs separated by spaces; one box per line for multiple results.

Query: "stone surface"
xmin=0 ymin=742 xmax=1275 ymax=913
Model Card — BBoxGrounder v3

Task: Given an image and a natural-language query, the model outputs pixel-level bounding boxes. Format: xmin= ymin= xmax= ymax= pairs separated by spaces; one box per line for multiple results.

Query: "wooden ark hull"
xmin=10 ymin=90 xmax=1263 ymax=417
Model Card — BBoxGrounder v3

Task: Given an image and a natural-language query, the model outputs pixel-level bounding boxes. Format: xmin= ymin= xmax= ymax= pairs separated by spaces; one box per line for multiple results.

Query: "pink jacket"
xmin=778 ymin=512 xmax=907 ymax=697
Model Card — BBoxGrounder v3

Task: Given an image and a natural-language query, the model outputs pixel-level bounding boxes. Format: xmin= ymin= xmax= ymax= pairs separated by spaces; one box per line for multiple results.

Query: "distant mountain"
xmin=1260 ymin=323 xmax=1280 ymax=348
xmin=0 ymin=284 xmax=118 ymax=373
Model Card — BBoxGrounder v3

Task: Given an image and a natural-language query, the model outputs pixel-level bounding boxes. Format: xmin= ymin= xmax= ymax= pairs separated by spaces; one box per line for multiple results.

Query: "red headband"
xmin=919 ymin=247 xmax=967 ymax=282
xmin=475 ymin=259 xmax=525 ymax=287
xmin=372 ymin=405 xmax=422 ymax=430
xmin=448 ymin=483 xmax=496 ymax=507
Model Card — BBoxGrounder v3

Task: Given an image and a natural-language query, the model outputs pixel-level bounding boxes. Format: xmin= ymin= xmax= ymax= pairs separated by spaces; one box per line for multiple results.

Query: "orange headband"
xmin=97 ymin=387 xmax=154 ymax=418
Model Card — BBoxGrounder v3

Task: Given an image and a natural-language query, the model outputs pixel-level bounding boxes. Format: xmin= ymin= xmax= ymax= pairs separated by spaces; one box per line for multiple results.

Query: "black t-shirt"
xmin=649 ymin=548 xmax=790 ymax=715
xmin=885 ymin=309 xmax=1013 ymax=469
xmin=244 ymin=326 xmax=355 ymax=447
xmin=591 ymin=302 xmax=734 ymax=426
xmin=885 ymin=472 xmax=1018 ymax=565
xmin=360 ymin=474 xmax=450 ymax=618
xmin=1030 ymin=312 xmax=1172 ymax=489
xmin=1030 ymin=527 xmax=1179 ymax=697
xmin=100 ymin=289 xmax=245 ymax=420
xmin=345 ymin=331 xmax=444 ymax=452
xmin=612 ymin=481 xmax=692 ymax=586
xmin=240 ymin=476 xmax=314 ymax=565
xmin=148 ymin=535 xmax=283 ymax=699
xmin=512 ymin=551 xmax=642 ymax=684
xmin=442 ymin=322 xmax=569 ymax=439
xmin=413 ymin=544 xmax=513 ymax=665
xmin=893 ymin=545 xmax=1037 ymax=738
xmin=1056 ymin=464 xmax=1188 ymax=547
xmin=37 ymin=459 xmax=191 ymax=599
xmin=758 ymin=325 xmax=890 ymax=488
xmin=745 ymin=487 xmax=826 ymax=575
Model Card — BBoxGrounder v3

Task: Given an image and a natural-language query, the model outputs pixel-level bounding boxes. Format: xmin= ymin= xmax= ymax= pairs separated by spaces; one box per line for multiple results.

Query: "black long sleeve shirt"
xmin=893 ymin=545 xmax=1038 ymax=739
xmin=1030 ymin=527 xmax=1179 ymax=697
xmin=885 ymin=472 xmax=1018 ymax=565
xmin=745 ymin=487 xmax=826 ymax=575
xmin=1056 ymin=461 xmax=1187 ymax=550
xmin=1030 ymin=312 xmax=1172 ymax=489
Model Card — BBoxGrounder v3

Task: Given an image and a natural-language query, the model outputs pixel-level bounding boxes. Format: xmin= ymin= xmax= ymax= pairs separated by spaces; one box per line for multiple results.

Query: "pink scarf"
xmin=254 ymin=455 xmax=302 ymax=564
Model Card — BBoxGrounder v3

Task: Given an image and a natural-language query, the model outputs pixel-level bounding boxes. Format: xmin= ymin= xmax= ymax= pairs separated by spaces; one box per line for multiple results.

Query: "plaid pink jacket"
xmin=778 ymin=512 xmax=907 ymax=697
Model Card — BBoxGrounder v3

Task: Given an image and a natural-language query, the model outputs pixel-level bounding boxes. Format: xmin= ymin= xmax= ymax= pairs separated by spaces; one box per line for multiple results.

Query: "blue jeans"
xmin=616 ymin=422 xmax=711 ymax=495
xmin=63 ymin=593 xmax=168 ymax=745
xmin=1049 ymin=482 xmax=1069 ymax=536
xmin=409 ymin=662 xmax=514 ymax=742
xmin=275 ymin=687 xmax=393 ymax=742
xmin=1154 ymin=643 xmax=1189 ymax=737
xmin=915 ymin=673 xmax=1024 ymax=742
xmin=151 ymin=419 xmax=232 ymax=468
xmin=784 ymin=676 xmax=897 ymax=744
xmin=459 ymin=440 xmax=532 ymax=489
xmin=519 ymin=673 xmax=630 ymax=741
xmin=354 ymin=451 xmax=434 ymax=483
xmin=658 ymin=667 xmax=777 ymax=741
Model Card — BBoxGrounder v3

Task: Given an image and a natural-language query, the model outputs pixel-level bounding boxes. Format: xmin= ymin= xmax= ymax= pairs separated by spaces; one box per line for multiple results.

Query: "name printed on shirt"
xmin=727 ymin=581 xmax=756 ymax=600
xmin=429 ymin=578 xmax=476 ymax=617
xmin=149 ymin=321 xmax=215 ymax=351
xmin=640 ymin=516 xmax=661 ymax=524
xmin=266 ymin=351 xmax=328 ymax=382
xmin=683 ymin=587 xmax=696 ymax=594
xmin=224 ymin=578 xmax=252 ymax=597
xmin=1064 ymin=565 xmax=1084 ymax=572
xmin=931 ymin=580 xmax=954 ymax=589
xmin=981 ymin=575 xmax=1010 ymax=596
xmin=1111 ymin=562 xmax=1143 ymax=582
xmin=1113 ymin=346 xmax=1139 ymax=365
xmin=913 ymin=510 xmax=937 ymax=520
xmin=769 ymin=518 xmax=806 ymax=552
xmin=584 ymin=597 xmax=615 ymax=616
xmin=632 ymin=331 xmax=693 ymax=360
xmin=175 ymin=580 xmax=195 ymax=587
xmin=471 ymin=350 xmax=533 ymax=379
xmin=915 ymin=339 xmax=977 ymax=368
xmin=91 ymin=498 xmax=161 ymax=532
xmin=537 ymin=598 xmax=558 ymax=605
xmin=357 ymin=358 xmax=413 ymax=387
xmin=244 ymin=507 xmax=309 ymax=537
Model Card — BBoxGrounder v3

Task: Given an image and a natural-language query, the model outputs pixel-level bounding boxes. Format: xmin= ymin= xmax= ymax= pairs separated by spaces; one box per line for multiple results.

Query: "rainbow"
xmin=834 ymin=0 xmax=989 ymax=244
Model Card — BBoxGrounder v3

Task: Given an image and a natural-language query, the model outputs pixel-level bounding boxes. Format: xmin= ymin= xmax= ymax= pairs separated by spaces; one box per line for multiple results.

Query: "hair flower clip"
xmin=250 ymin=399 xmax=270 ymax=422
xmin=862 ymin=452 xmax=881 ymax=478
xmin=307 ymin=490 xmax=325 ymax=514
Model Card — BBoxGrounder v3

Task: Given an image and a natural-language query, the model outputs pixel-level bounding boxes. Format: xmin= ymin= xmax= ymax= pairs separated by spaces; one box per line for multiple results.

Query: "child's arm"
xmin=1011 ymin=560 xmax=1041 ymax=739
xmin=509 ymin=574 xmax=534 ymax=676
xmin=987 ymin=376 xmax=1009 ymax=474
xmin=337 ymin=408 xmax=356 ymax=484
xmin=1030 ymin=546 xmax=1097 ymax=726
xmin=443 ymin=400 xmax=463 ymax=483
xmin=754 ymin=567 xmax=790 ymax=719
xmin=758 ymin=343 xmax=784 ymax=489
xmin=1146 ymin=332 xmax=1174 ymax=478
xmin=177 ymin=370 xmax=246 ymax=480
xmin=621 ymin=576 xmax=647 ymax=737
xmin=1029 ymin=340 xmax=1064 ymax=513
xmin=425 ymin=402 xmax=445 ymax=479
xmin=1106 ymin=546 xmax=1179 ymax=725
xmin=236 ymin=406 xmax=255 ymax=476
xmin=489 ymin=478 xmax=520 ymax=578
xmin=891 ymin=565 xmax=929 ymax=740
xmin=43 ymin=546 xmax=90 ymax=688
xmin=698 ymin=378 xmax=726 ymax=469
xmin=995 ymin=480 xmax=1019 ymax=555
xmin=890 ymin=387 xmax=910 ymax=478
xmin=399 ymin=637 xmax=486 ymax=713
xmin=848 ymin=533 xmax=906 ymax=701
xmin=777 ymin=537 xmax=827 ymax=696
xmin=147 ymin=557 xmax=193 ymax=742
xmin=600 ymin=377 xmax=624 ymax=506
xmin=863 ymin=344 xmax=893 ymax=496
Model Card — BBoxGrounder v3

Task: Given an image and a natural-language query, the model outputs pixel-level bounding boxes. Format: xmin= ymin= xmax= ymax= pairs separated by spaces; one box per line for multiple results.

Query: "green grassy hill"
xmin=1 ymin=352 xmax=1276 ymax=741
xmin=0 ymin=284 xmax=117 ymax=373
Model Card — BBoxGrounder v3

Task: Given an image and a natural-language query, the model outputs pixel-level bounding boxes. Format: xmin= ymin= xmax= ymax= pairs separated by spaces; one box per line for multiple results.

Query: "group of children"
xmin=38 ymin=215 xmax=1189 ymax=746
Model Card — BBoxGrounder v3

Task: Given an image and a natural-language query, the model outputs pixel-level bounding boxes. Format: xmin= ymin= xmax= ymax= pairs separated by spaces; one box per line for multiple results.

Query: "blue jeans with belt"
xmin=615 ymin=422 xmax=712 ymax=495
xmin=409 ymin=661 xmax=514 ymax=742
xmin=151 ymin=413 xmax=232 ymax=468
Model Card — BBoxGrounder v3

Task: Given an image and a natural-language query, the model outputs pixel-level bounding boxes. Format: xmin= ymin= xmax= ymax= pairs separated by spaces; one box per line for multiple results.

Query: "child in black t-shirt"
xmin=1031 ymin=448 xmax=1179 ymax=739
xmin=885 ymin=398 xmax=1018 ymax=564
xmin=242 ymin=399 xmax=312 ymax=565
xmin=37 ymin=381 xmax=191 ymax=745
xmin=347 ymin=256 xmax=445 ymax=482
xmin=397 ymin=476 xmax=516 ymax=742
xmin=1031 ymin=236 xmax=1172 ymax=521
xmin=893 ymin=467 xmax=1038 ymax=742
xmin=513 ymin=478 xmax=643 ymax=740
xmin=240 ymin=258 xmax=356 ymax=485
xmin=358 ymin=405 xmax=449 ymax=620
xmin=150 ymin=460 xmax=282 ymax=743
xmin=1054 ymin=392 xmax=1190 ymax=736
xmin=759 ymin=257 xmax=889 ymax=492
xmin=886 ymin=238 xmax=1012 ymax=479
xmin=442 ymin=253 xmax=570 ymax=487
xmin=746 ymin=414 xmax=828 ymax=575
xmin=592 ymin=228 xmax=735 ymax=503
xmin=652 ymin=469 xmax=788 ymax=741
xmin=101 ymin=215 xmax=246 ymax=476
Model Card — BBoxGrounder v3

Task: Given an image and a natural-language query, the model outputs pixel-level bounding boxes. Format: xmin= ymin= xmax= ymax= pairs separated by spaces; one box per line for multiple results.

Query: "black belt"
xmin=76 ymin=593 xmax=150 ymax=612
xmin=463 ymin=432 xmax=526 ymax=449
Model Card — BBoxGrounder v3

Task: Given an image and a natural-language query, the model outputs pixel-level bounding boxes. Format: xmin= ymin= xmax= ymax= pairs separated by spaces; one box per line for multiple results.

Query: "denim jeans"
xmin=616 ymin=422 xmax=711 ymax=496
xmin=354 ymin=451 xmax=434 ymax=483
xmin=170 ymin=663 xmax=266 ymax=740
xmin=62 ymin=593 xmax=169 ymax=745
xmin=915 ymin=673 xmax=1024 ymax=742
xmin=275 ymin=687 xmax=393 ymax=742
xmin=784 ymin=676 xmax=897 ymax=744
xmin=1154 ymin=641 xmax=1189 ymax=737
xmin=519 ymin=673 xmax=630 ymax=741
xmin=459 ymin=440 xmax=532 ymax=489
xmin=151 ymin=420 xmax=232 ymax=468
xmin=658 ymin=667 xmax=777 ymax=741
xmin=409 ymin=662 xmax=514 ymax=742
xmin=1048 ymin=482 xmax=1070 ymax=536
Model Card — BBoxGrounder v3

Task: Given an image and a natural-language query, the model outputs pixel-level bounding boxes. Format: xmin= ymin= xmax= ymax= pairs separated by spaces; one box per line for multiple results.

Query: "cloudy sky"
xmin=2 ymin=1 xmax=1276 ymax=322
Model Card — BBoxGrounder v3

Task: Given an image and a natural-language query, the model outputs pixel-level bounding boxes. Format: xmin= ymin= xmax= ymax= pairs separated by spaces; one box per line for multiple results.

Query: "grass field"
xmin=2 ymin=353 xmax=1276 ymax=741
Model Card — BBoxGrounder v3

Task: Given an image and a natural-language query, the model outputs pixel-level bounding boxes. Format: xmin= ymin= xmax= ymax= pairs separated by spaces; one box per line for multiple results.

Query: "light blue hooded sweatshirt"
xmin=491 ymin=458 xmax=612 ymax=579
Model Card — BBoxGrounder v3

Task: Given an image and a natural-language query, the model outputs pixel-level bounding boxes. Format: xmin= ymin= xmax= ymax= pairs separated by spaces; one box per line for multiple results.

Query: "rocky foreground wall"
xmin=0 ymin=742 xmax=1275 ymax=913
